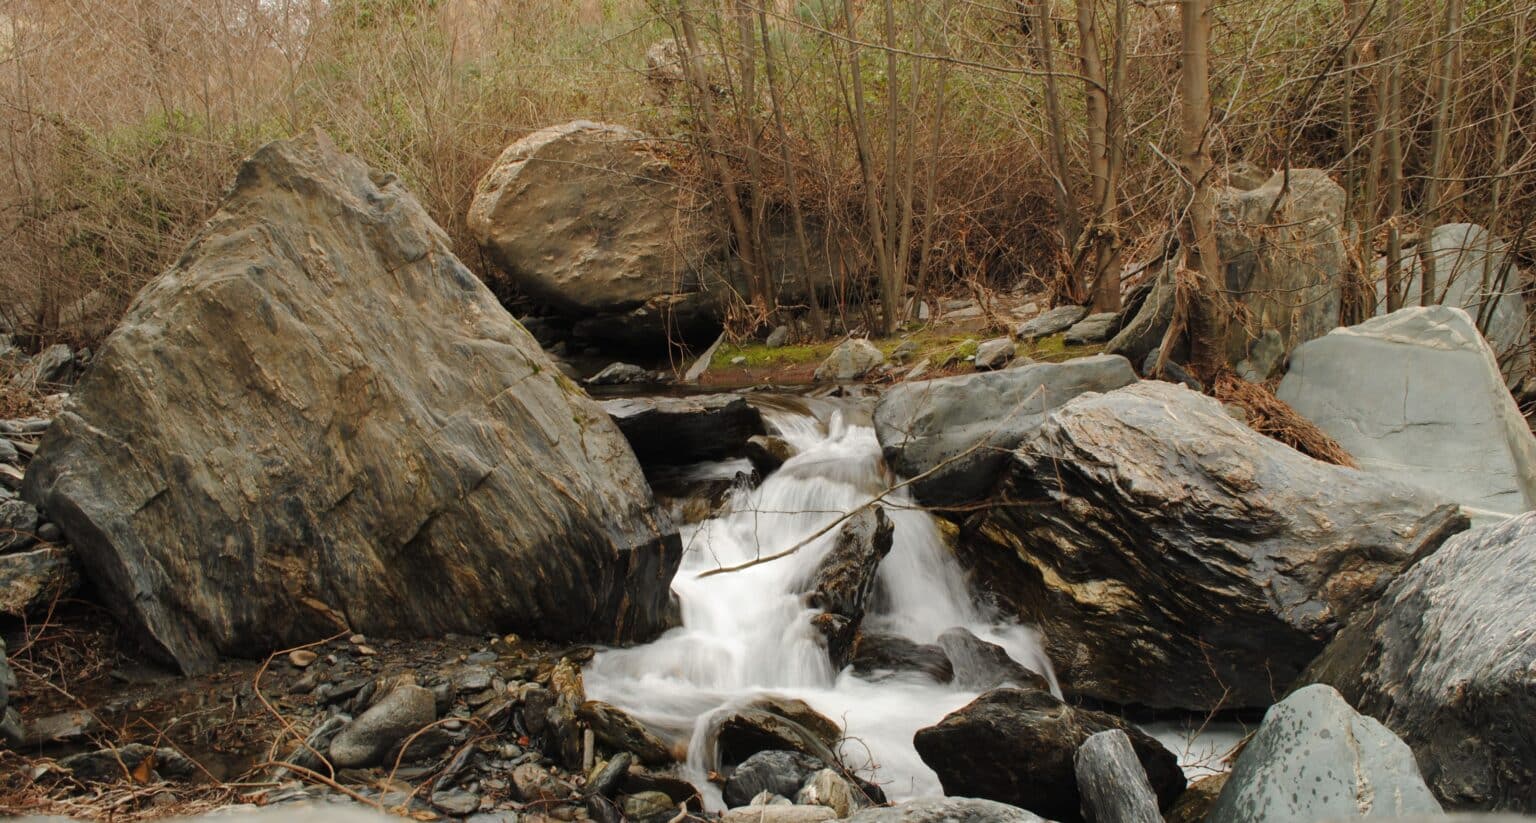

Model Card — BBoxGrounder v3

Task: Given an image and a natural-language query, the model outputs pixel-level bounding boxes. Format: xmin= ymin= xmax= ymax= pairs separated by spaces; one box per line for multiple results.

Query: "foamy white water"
xmin=585 ymin=396 xmax=1058 ymax=805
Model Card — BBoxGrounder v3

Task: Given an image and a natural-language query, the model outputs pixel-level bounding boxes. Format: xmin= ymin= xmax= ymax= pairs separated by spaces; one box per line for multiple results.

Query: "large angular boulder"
xmin=963 ymin=381 xmax=1464 ymax=709
xmin=467 ymin=121 xmax=723 ymax=348
xmin=1206 ymin=685 xmax=1440 ymax=822
xmin=1377 ymin=223 xmax=1530 ymax=385
xmin=1302 ymin=512 xmax=1536 ymax=812
xmin=1109 ymin=170 xmax=1345 ymax=368
xmin=22 ymin=135 xmax=683 ymax=673
xmin=913 ymin=688 xmax=1184 ymax=822
xmin=873 ymin=354 xmax=1137 ymax=507
xmin=1278 ymin=306 xmax=1536 ymax=520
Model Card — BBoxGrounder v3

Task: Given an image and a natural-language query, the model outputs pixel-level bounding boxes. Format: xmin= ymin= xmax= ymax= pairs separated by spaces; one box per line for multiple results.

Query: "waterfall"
xmin=585 ymin=396 xmax=1057 ymax=805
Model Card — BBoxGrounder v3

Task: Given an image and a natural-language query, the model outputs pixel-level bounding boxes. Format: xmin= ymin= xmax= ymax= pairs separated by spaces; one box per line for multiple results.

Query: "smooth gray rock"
xmin=914 ymin=688 xmax=1184 ymax=822
xmin=1303 ymin=513 xmax=1536 ymax=812
xmin=1280 ymin=306 xmax=1536 ymax=520
xmin=936 ymin=627 xmax=1049 ymax=692
xmin=586 ymin=362 xmax=652 ymax=385
xmin=844 ymin=798 xmax=1047 ymax=823
xmin=8 ymin=344 xmax=74 ymax=389
xmin=21 ymin=135 xmax=682 ymax=673
xmin=1017 ymin=305 xmax=1089 ymax=340
xmin=766 ymin=326 xmax=790 ymax=348
xmin=814 ymin=339 xmax=884 ymax=381
xmin=1376 ymin=223 xmax=1529 ymax=385
xmin=1206 ymin=684 xmax=1440 ymax=822
xmin=965 ymin=380 xmax=1464 ymax=710
xmin=0 ymin=545 xmax=80 ymax=617
xmin=602 ymin=393 xmax=766 ymax=465
xmin=0 ymin=498 xmax=38 ymax=552
xmin=1063 ymin=312 xmax=1119 ymax=345
xmin=1074 ymin=730 xmax=1161 ymax=823
xmin=723 ymin=750 xmax=826 ymax=809
xmin=974 ymin=338 xmax=1016 ymax=370
xmin=874 ymin=354 xmax=1137 ymax=507
xmin=329 ymin=684 xmax=437 ymax=768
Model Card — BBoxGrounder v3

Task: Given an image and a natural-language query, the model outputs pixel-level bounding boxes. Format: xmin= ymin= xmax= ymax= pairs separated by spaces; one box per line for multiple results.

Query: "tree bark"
xmin=1382 ymin=0 xmax=1405 ymax=311
xmin=1176 ymin=0 xmax=1227 ymax=382
xmin=1418 ymin=0 xmax=1464 ymax=305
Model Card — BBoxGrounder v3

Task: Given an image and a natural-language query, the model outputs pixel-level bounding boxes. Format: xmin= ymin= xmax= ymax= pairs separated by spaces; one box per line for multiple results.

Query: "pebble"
xmin=289 ymin=650 xmax=318 ymax=668
xmin=432 ymin=788 xmax=482 ymax=815
xmin=357 ymin=645 xmax=377 ymax=656
xmin=349 ymin=633 xmax=366 ymax=644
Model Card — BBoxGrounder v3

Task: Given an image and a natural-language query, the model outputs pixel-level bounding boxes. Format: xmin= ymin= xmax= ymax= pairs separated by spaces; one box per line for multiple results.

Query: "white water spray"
xmin=585 ymin=397 xmax=1057 ymax=804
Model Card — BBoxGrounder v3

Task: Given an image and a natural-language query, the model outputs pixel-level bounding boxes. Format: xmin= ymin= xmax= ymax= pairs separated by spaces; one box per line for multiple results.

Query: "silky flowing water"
xmin=586 ymin=396 xmax=1236 ymax=807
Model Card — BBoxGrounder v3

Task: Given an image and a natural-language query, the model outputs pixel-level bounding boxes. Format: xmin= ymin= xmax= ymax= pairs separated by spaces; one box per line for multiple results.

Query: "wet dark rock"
xmin=279 ymin=715 xmax=348 ymax=775
xmin=0 ymin=498 xmax=39 ymax=552
xmin=602 ymin=393 xmax=765 ymax=465
xmin=1017 ymin=305 xmax=1089 ymax=340
xmin=329 ymin=684 xmax=437 ymax=768
xmin=60 ymin=743 xmax=198 ymax=782
xmin=913 ymin=688 xmax=1184 ymax=822
xmin=804 ymin=506 xmax=893 ymax=667
xmin=587 ymin=751 xmax=635 ymax=798
xmin=713 ymin=705 xmax=841 ymax=769
xmin=0 ymin=545 xmax=79 ymax=617
xmin=935 ymin=628 xmax=1048 ymax=692
xmin=586 ymin=362 xmax=656 ymax=386
xmin=964 ymin=380 xmax=1465 ymax=710
xmin=745 ymin=435 xmax=796 ymax=477
xmin=723 ymin=750 xmax=826 ymax=809
xmin=1206 ymin=685 xmax=1439 ymax=822
xmin=620 ymin=791 xmax=677 ymax=823
xmin=1074 ymin=730 xmax=1162 ymax=823
xmin=621 ymin=765 xmax=703 ymax=808
xmin=844 ymin=798 xmax=1047 ymax=823
xmin=874 ymin=355 xmax=1137 ymax=507
xmin=20 ymin=135 xmax=683 ymax=673
xmin=579 ymin=700 xmax=673 ymax=766
xmin=848 ymin=633 xmax=953 ymax=683
xmin=1302 ymin=512 xmax=1536 ymax=812
xmin=1165 ymin=774 xmax=1228 ymax=823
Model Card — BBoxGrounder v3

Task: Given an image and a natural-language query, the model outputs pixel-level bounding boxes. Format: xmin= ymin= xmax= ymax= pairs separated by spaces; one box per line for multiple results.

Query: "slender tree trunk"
xmin=913 ymin=0 xmax=953 ymax=317
xmin=1418 ymin=0 xmax=1464 ymax=305
xmin=733 ymin=0 xmax=773 ymax=310
xmin=1177 ymin=0 xmax=1227 ymax=382
xmin=1382 ymin=0 xmax=1405 ymax=311
xmin=879 ymin=0 xmax=903 ymax=333
xmin=1076 ymin=0 xmax=1109 ymax=306
xmin=843 ymin=0 xmax=897 ymax=334
xmin=1095 ymin=0 xmax=1128 ymax=312
xmin=757 ymin=4 xmax=827 ymax=337
xmin=1480 ymin=8 xmax=1527 ymax=333
xmin=677 ymin=0 xmax=766 ymax=311
xmin=1036 ymin=0 xmax=1081 ymax=254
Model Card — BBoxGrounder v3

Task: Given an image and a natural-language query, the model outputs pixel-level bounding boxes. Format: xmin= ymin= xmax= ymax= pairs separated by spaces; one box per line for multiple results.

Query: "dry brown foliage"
xmin=1213 ymin=371 xmax=1358 ymax=467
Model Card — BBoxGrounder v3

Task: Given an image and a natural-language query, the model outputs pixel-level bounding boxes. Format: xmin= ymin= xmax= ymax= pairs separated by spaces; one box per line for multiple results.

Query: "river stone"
xmin=745 ymin=435 xmax=795 ymax=477
xmin=20 ymin=135 xmax=682 ymax=673
xmin=766 ymin=326 xmax=791 ymax=348
xmin=935 ymin=628 xmax=1048 ymax=692
xmin=845 ymin=798 xmax=1047 ymax=823
xmin=0 ymin=545 xmax=80 ymax=617
xmin=1279 ymin=306 xmax=1536 ymax=521
xmin=973 ymin=338 xmax=1016 ymax=370
xmin=329 ymin=684 xmax=436 ymax=768
xmin=578 ymin=700 xmax=673 ymax=766
xmin=874 ymin=354 xmax=1137 ymax=507
xmin=1302 ymin=512 xmax=1536 ymax=812
xmin=804 ymin=506 xmax=893 ymax=666
xmin=1111 ymin=170 xmax=1345 ymax=367
xmin=1074 ymin=730 xmax=1162 ymax=823
xmin=620 ymin=791 xmax=677 ymax=823
xmin=601 ymin=393 xmax=766 ymax=465
xmin=1017 ymin=305 xmax=1089 ymax=340
xmin=814 ymin=339 xmax=884 ymax=381
xmin=8 ymin=343 xmax=74 ymax=390
xmin=1206 ymin=685 xmax=1440 ymax=822
xmin=914 ymin=688 xmax=1184 ymax=822
xmin=1377 ymin=223 xmax=1530 ymax=385
xmin=467 ymin=121 xmax=723 ymax=348
xmin=848 ymin=633 xmax=954 ymax=683
xmin=721 ymin=808 xmax=838 ymax=823
xmin=796 ymin=768 xmax=863 ymax=817
xmin=1063 ymin=312 xmax=1119 ymax=345
xmin=0 ymin=498 xmax=38 ymax=552
xmin=723 ymin=750 xmax=826 ymax=809
xmin=963 ymin=380 xmax=1464 ymax=710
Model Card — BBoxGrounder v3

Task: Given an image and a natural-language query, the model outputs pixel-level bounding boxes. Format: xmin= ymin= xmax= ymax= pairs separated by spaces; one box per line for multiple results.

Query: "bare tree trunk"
xmin=1096 ymin=0 xmax=1128 ymax=312
xmin=878 ymin=0 xmax=904 ymax=334
xmin=1036 ymin=0 xmax=1081 ymax=255
xmin=733 ymin=1 xmax=773 ymax=310
xmin=913 ymin=0 xmax=953 ymax=317
xmin=1480 ymin=7 xmax=1527 ymax=334
xmin=677 ymin=0 xmax=766 ymax=311
xmin=1418 ymin=0 xmax=1464 ymax=305
xmin=1075 ymin=0 xmax=1109 ymax=307
xmin=757 ymin=3 xmax=827 ymax=337
xmin=1176 ymin=0 xmax=1227 ymax=382
xmin=1382 ymin=0 xmax=1405 ymax=311
xmin=843 ymin=0 xmax=897 ymax=334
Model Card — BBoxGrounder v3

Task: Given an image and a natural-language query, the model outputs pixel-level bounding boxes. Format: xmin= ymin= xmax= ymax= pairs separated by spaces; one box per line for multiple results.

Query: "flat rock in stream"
xmin=1301 ymin=512 xmax=1536 ymax=812
xmin=21 ymin=134 xmax=683 ymax=672
xmin=601 ymin=393 xmax=766 ymax=465
xmin=874 ymin=354 xmax=1137 ymax=508
xmin=964 ymin=380 xmax=1464 ymax=710
xmin=913 ymin=688 xmax=1184 ymax=823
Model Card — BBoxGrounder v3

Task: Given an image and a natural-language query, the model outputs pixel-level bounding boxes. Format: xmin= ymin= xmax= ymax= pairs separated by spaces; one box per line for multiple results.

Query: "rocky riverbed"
xmin=3 ymin=134 xmax=1536 ymax=823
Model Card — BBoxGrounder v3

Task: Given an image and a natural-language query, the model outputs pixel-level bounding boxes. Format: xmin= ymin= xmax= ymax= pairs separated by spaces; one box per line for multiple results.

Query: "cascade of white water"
xmin=584 ymin=397 xmax=1057 ymax=805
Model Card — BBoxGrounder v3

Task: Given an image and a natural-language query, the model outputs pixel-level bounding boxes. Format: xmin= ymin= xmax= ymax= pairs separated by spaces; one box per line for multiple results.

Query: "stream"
xmin=585 ymin=395 xmax=1240 ymax=807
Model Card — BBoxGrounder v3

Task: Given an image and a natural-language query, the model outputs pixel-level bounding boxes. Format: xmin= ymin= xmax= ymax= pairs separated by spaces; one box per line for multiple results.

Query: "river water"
xmin=585 ymin=395 xmax=1238 ymax=806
